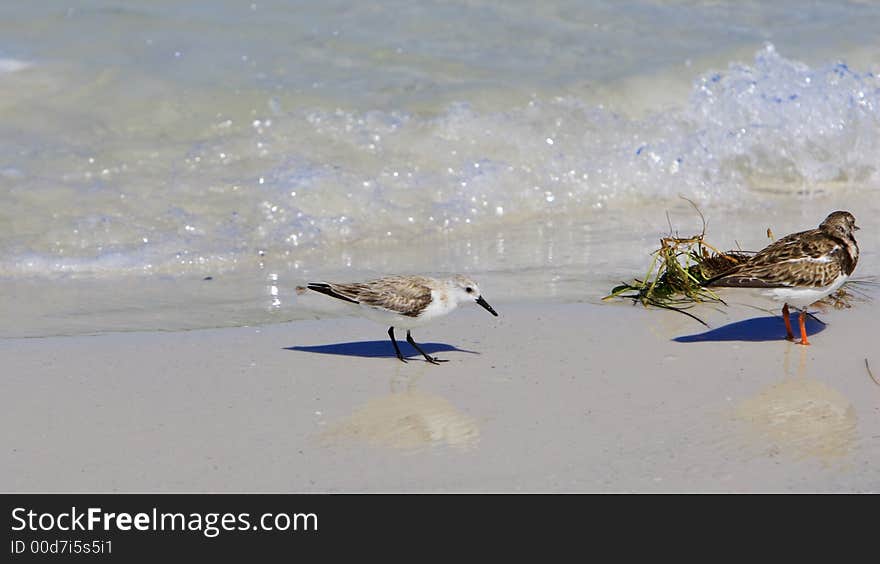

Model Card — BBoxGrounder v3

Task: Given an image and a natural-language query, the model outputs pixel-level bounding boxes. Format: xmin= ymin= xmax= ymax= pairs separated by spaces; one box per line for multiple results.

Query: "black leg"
xmin=407 ymin=330 xmax=448 ymax=364
xmin=388 ymin=327 xmax=407 ymax=363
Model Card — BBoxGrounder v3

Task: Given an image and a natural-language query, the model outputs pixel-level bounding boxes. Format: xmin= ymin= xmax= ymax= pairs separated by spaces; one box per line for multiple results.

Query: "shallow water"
xmin=2 ymin=1 xmax=879 ymax=337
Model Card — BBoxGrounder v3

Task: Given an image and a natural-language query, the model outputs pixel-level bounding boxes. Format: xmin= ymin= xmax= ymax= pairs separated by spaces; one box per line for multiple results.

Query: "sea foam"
xmin=1 ymin=45 xmax=878 ymax=279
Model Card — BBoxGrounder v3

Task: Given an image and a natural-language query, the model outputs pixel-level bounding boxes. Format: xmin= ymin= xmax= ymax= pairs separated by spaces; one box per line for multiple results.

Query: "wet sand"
xmin=2 ymin=298 xmax=879 ymax=493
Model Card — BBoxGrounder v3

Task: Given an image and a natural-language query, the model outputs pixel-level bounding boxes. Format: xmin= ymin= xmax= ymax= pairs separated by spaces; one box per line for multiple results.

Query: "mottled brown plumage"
xmin=707 ymin=211 xmax=859 ymax=289
xmin=705 ymin=211 xmax=860 ymax=346
xmin=307 ymin=275 xmax=434 ymax=317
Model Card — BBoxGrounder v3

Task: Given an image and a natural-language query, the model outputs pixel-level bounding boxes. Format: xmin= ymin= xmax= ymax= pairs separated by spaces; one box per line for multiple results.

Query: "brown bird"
xmin=706 ymin=211 xmax=859 ymax=345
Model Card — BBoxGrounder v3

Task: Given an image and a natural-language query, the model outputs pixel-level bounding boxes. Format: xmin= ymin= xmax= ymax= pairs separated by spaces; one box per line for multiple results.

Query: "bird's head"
xmin=820 ymin=210 xmax=859 ymax=238
xmin=449 ymin=275 xmax=499 ymax=316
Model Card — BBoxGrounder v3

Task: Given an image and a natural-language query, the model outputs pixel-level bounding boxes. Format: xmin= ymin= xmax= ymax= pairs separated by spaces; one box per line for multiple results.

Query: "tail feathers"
xmin=703 ymin=271 xmax=733 ymax=287
xmin=704 ymin=267 xmax=778 ymax=288
xmin=703 ymin=265 xmax=745 ymax=287
xmin=304 ymin=283 xmax=360 ymax=304
xmin=705 ymin=274 xmax=777 ymax=288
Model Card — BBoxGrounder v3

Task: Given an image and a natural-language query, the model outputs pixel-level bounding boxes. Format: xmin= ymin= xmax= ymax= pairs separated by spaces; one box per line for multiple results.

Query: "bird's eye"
xmin=465 ymin=287 xmax=473 ymax=293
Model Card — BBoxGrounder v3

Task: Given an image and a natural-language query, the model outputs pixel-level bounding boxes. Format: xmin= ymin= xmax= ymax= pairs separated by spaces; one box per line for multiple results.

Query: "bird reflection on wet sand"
xmin=318 ymin=376 xmax=479 ymax=452
xmin=734 ymin=347 xmax=857 ymax=465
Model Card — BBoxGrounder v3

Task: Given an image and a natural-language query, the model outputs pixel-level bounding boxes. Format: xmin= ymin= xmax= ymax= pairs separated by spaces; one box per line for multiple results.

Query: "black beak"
xmin=475 ymin=296 xmax=499 ymax=317
xmin=854 ymin=225 xmax=860 ymax=231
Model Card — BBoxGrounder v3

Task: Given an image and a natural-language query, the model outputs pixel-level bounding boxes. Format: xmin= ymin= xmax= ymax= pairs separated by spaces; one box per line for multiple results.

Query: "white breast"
xmin=413 ymin=290 xmax=459 ymax=325
xmin=765 ymin=274 xmax=848 ymax=310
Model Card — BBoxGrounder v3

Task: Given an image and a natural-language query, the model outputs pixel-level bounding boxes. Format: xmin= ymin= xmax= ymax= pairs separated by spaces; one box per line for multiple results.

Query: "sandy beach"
xmin=3 ymin=297 xmax=878 ymax=493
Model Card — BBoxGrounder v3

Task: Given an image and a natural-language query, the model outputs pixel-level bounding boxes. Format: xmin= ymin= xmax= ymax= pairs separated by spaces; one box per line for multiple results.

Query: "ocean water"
xmin=1 ymin=0 xmax=879 ymax=337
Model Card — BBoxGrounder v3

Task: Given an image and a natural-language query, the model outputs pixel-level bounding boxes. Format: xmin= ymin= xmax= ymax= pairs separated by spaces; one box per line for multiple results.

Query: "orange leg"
xmin=798 ymin=310 xmax=810 ymax=346
xmin=782 ymin=304 xmax=794 ymax=341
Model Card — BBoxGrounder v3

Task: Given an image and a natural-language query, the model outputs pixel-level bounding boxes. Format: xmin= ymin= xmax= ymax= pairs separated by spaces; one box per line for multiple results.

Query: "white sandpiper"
xmin=297 ymin=274 xmax=499 ymax=363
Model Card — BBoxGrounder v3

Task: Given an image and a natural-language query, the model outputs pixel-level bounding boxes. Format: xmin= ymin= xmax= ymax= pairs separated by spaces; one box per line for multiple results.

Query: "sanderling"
xmin=707 ymin=211 xmax=859 ymax=345
xmin=297 ymin=274 xmax=498 ymax=363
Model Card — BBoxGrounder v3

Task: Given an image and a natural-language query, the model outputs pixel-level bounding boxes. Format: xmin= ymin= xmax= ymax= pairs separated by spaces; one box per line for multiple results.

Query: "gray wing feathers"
xmin=310 ymin=276 xmax=434 ymax=317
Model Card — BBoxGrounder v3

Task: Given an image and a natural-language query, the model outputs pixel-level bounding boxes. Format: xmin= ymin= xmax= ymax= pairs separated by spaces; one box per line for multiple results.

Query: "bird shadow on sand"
xmin=674 ymin=314 xmax=827 ymax=343
xmin=285 ymin=340 xmax=478 ymax=359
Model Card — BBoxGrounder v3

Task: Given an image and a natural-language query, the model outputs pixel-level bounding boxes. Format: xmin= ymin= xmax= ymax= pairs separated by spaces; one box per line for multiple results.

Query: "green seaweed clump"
xmin=604 ymin=230 xmax=751 ymax=326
